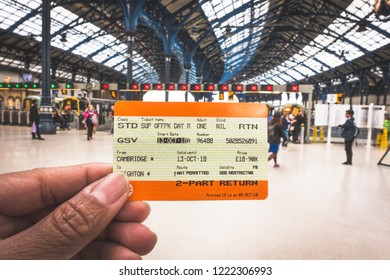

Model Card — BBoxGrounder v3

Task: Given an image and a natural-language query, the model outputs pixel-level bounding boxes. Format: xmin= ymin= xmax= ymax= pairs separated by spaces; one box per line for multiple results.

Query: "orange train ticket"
xmin=113 ymin=101 xmax=268 ymax=201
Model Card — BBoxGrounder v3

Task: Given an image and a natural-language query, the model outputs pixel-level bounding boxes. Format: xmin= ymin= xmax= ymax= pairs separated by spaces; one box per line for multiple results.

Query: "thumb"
xmin=2 ymin=172 xmax=131 ymax=260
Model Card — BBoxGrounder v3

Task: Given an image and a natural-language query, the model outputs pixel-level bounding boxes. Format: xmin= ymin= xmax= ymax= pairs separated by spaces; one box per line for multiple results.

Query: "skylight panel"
xmin=73 ymin=41 xmax=104 ymax=58
xmin=329 ymin=21 xmax=354 ymax=36
xmin=347 ymin=27 xmax=390 ymax=51
xmin=270 ymin=76 xmax=286 ymax=85
xmin=0 ymin=57 xmax=22 ymax=68
xmin=1 ymin=1 xmax=41 ymax=35
xmin=286 ymin=67 xmax=306 ymax=80
xmin=75 ymin=75 xmax=87 ymax=83
xmin=316 ymin=51 xmax=344 ymax=67
xmin=105 ymin=55 xmax=125 ymax=68
xmin=52 ymin=6 xmax=77 ymax=24
xmin=56 ymin=70 xmax=72 ymax=80
xmin=345 ymin=0 xmax=367 ymax=18
xmin=30 ymin=64 xmax=41 ymax=73
xmin=277 ymin=73 xmax=292 ymax=83
xmin=0 ymin=17 xmax=14 ymax=29
xmin=314 ymin=34 xmax=334 ymax=47
xmin=111 ymin=43 xmax=127 ymax=53
xmin=202 ymin=2 xmax=216 ymax=21
xmin=301 ymin=45 xmax=320 ymax=57
xmin=302 ymin=58 xmax=323 ymax=73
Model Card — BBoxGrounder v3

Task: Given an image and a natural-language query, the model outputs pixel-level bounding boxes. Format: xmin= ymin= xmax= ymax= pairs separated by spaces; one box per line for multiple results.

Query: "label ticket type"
xmin=113 ymin=101 xmax=268 ymax=201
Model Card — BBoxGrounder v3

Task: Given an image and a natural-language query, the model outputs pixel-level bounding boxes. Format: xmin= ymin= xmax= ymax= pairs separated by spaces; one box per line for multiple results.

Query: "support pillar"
xmin=40 ymin=0 xmax=56 ymax=134
xmin=165 ymin=55 xmax=171 ymax=101
xmin=184 ymin=67 xmax=190 ymax=102
xmin=126 ymin=32 xmax=135 ymax=87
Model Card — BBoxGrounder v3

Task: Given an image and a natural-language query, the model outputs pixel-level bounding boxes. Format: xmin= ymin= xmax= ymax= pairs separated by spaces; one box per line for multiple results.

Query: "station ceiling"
xmin=0 ymin=0 xmax=389 ymax=88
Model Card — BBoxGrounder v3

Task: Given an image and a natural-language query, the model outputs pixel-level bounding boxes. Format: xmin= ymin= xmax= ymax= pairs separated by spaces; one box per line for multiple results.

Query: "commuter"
xmin=281 ymin=112 xmax=291 ymax=150
xmin=268 ymin=111 xmax=288 ymax=168
xmin=63 ymin=106 xmax=72 ymax=130
xmin=83 ymin=104 xmax=98 ymax=141
xmin=339 ymin=109 xmax=356 ymax=165
xmin=292 ymin=109 xmax=305 ymax=143
xmin=52 ymin=107 xmax=65 ymax=129
xmin=29 ymin=99 xmax=44 ymax=140
xmin=287 ymin=113 xmax=296 ymax=141
xmin=0 ymin=163 xmax=157 ymax=260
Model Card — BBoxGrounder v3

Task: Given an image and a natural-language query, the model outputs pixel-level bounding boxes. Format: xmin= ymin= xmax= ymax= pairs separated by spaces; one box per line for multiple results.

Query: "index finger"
xmin=0 ymin=162 xmax=113 ymax=216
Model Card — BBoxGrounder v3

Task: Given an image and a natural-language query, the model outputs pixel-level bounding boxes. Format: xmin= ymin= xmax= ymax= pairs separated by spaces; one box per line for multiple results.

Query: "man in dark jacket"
xmin=339 ymin=109 xmax=355 ymax=165
xmin=29 ymin=99 xmax=44 ymax=140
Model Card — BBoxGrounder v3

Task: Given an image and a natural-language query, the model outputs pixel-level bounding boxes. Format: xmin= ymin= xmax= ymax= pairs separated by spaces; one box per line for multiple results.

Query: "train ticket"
xmin=113 ymin=101 xmax=268 ymax=200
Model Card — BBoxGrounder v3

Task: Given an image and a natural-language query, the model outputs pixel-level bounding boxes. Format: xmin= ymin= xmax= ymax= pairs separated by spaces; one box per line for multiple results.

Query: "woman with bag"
xmin=29 ymin=99 xmax=44 ymax=140
xmin=83 ymin=104 xmax=98 ymax=141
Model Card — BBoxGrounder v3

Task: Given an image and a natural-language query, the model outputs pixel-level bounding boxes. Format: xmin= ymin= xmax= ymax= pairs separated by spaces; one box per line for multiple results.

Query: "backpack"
xmin=354 ymin=125 xmax=360 ymax=138
xmin=268 ymin=123 xmax=277 ymax=143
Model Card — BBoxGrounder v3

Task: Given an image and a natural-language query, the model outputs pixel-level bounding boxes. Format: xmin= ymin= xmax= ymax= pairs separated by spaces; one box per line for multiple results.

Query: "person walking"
xmin=29 ymin=99 xmax=44 ymax=140
xmin=83 ymin=104 xmax=98 ymax=141
xmin=268 ymin=112 xmax=288 ymax=168
xmin=281 ymin=112 xmax=291 ymax=150
xmin=339 ymin=109 xmax=356 ymax=165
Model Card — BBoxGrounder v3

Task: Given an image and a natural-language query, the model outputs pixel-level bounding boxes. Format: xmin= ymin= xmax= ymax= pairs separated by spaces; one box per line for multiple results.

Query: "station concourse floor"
xmin=0 ymin=125 xmax=389 ymax=260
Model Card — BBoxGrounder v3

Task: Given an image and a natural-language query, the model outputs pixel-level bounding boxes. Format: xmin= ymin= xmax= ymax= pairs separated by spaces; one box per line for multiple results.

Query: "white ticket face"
xmin=113 ymin=101 xmax=268 ymax=201
xmin=114 ymin=116 xmax=268 ymax=181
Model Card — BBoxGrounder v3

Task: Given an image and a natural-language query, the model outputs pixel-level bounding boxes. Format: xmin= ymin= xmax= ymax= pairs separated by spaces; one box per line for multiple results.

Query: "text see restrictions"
xmin=113 ymin=101 xmax=268 ymax=201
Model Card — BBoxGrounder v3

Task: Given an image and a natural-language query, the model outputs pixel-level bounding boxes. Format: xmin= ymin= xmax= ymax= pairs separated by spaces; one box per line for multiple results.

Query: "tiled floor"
xmin=0 ymin=125 xmax=389 ymax=259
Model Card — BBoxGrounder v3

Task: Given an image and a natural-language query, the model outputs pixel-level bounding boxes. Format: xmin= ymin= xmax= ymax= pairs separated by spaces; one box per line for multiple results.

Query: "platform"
xmin=0 ymin=125 xmax=389 ymax=259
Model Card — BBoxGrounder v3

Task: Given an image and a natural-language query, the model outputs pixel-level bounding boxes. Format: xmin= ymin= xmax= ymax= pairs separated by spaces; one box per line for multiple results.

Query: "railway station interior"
xmin=0 ymin=0 xmax=390 ymax=260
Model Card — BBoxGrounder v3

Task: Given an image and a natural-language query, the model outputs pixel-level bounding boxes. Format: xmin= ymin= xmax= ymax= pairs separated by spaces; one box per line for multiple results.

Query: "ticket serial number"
xmin=116 ymin=137 xmax=259 ymax=145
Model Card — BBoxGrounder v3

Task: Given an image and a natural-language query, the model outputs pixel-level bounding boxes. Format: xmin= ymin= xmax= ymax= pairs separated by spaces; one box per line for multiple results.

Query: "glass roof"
xmin=0 ymin=0 xmax=159 ymax=84
xmin=244 ymin=0 xmax=390 ymax=84
xmin=0 ymin=0 xmax=388 ymax=86
xmin=201 ymin=0 xmax=269 ymax=82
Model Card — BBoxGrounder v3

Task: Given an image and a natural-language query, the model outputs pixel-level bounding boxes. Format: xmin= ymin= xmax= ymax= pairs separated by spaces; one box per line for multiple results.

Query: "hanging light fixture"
xmin=60 ymin=33 xmax=68 ymax=43
xmin=224 ymin=26 xmax=232 ymax=38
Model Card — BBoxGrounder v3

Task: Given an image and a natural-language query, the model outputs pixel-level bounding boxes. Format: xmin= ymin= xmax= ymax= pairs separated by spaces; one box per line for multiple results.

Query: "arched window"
xmin=7 ymin=96 xmax=15 ymax=109
xmin=14 ymin=97 xmax=22 ymax=109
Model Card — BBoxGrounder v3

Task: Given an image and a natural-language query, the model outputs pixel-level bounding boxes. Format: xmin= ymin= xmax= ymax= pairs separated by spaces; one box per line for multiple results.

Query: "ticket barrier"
xmin=19 ymin=111 xmax=28 ymax=126
xmin=96 ymin=115 xmax=112 ymax=131
xmin=1 ymin=110 xmax=10 ymax=125
xmin=11 ymin=110 xmax=19 ymax=125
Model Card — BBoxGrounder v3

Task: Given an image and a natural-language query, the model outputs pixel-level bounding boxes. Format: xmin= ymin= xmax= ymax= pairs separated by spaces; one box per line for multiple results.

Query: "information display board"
xmin=314 ymin=104 xmax=329 ymax=126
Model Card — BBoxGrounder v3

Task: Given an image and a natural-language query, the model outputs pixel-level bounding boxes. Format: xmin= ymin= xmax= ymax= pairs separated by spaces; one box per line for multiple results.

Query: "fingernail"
xmin=92 ymin=173 xmax=130 ymax=204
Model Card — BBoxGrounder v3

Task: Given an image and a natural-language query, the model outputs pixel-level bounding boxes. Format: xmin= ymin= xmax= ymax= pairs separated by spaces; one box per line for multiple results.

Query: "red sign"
xmin=291 ymin=85 xmax=299 ymax=92
xmin=142 ymin=84 xmax=151 ymax=91
xmin=234 ymin=84 xmax=243 ymax=91
xmin=250 ymin=85 xmax=258 ymax=91
xmin=131 ymin=83 xmax=139 ymax=90
xmin=155 ymin=84 xmax=163 ymax=90
xmin=180 ymin=84 xmax=188 ymax=91
xmin=221 ymin=84 xmax=229 ymax=91
xmin=207 ymin=84 xmax=215 ymax=91
xmin=168 ymin=84 xmax=175 ymax=90
xmin=265 ymin=85 xmax=273 ymax=91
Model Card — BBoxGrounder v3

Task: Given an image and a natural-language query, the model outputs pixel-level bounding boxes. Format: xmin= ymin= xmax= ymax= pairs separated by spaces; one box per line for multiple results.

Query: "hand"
xmin=0 ymin=163 xmax=157 ymax=260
